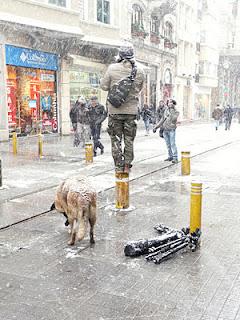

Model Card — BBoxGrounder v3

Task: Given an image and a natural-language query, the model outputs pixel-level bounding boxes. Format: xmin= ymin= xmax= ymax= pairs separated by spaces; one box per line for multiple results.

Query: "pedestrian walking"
xmin=212 ymin=104 xmax=223 ymax=130
xmin=156 ymin=100 xmax=166 ymax=122
xmin=70 ymin=96 xmax=90 ymax=147
xmin=236 ymin=108 xmax=240 ymax=124
xmin=141 ymin=104 xmax=152 ymax=135
xmin=70 ymin=97 xmax=81 ymax=147
xmin=156 ymin=100 xmax=166 ymax=137
xmin=100 ymin=43 xmax=145 ymax=172
xmin=223 ymin=104 xmax=234 ymax=130
xmin=153 ymin=99 xmax=179 ymax=164
xmin=149 ymin=103 xmax=156 ymax=124
xmin=88 ymin=96 xmax=107 ymax=156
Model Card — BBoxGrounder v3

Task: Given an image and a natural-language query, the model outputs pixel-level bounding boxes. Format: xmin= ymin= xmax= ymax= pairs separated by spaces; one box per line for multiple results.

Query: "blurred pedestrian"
xmin=70 ymin=97 xmax=81 ymax=147
xmin=70 ymin=95 xmax=90 ymax=147
xmin=100 ymin=43 xmax=144 ymax=173
xmin=236 ymin=108 xmax=240 ymax=124
xmin=212 ymin=104 xmax=223 ymax=130
xmin=156 ymin=100 xmax=165 ymax=122
xmin=224 ymin=104 xmax=233 ymax=130
xmin=141 ymin=103 xmax=152 ymax=135
xmin=88 ymin=96 xmax=107 ymax=156
xmin=153 ymin=99 xmax=179 ymax=164
xmin=156 ymin=100 xmax=166 ymax=137
xmin=149 ymin=103 xmax=156 ymax=124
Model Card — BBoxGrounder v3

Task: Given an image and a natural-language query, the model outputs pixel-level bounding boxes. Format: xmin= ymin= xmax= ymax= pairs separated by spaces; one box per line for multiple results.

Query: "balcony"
xmin=150 ymin=32 xmax=160 ymax=45
xmin=131 ymin=23 xmax=148 ymax=39
xmin=164 ymin=38 xmax=177 ymax=49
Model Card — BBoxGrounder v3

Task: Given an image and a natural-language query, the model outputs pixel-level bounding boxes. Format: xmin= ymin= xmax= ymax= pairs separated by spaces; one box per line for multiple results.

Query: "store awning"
xmin=81 ymin=35 xmax=124 ymax=48
xmin=0 ymin=12 xmax=83 ymax=38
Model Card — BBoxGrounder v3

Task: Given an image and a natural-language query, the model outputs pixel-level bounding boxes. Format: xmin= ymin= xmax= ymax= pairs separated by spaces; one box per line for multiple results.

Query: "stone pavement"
xmin=0 ymin=120 xmax=240 ymax=228
xmin=0 ymin=121 xmax=240 ymax=319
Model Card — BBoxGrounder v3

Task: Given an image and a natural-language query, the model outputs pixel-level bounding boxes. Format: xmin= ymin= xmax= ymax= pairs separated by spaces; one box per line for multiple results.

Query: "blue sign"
xmin=5 ymin=45 xmax=58 ymax=71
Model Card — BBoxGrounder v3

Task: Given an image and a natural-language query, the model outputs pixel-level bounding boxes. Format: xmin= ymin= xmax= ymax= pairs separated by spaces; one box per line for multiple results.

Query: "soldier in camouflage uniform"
xmin=100 ymin=44 xmax=145 ymax=172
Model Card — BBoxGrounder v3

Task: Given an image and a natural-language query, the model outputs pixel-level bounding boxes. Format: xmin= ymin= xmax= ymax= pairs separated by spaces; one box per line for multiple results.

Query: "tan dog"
xmin=52 ymin=178 xmax=97 ymax=245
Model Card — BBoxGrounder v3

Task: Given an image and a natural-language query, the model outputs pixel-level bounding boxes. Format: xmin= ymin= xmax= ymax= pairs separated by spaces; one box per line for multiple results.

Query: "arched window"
xmin=164 ymin=21 xmax=173 ymax=41
xmin=150 ymin=16 xmax=159 ymax=35
xmin=132 ymin=4 xmax=143 ymax=26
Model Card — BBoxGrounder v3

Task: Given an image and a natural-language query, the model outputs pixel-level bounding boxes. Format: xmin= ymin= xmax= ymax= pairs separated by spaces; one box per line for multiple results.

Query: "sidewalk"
xmin=0 ymin=134 xmax=240 ymax=319
xmin=1 ymin=121 xmax=240 ymax=229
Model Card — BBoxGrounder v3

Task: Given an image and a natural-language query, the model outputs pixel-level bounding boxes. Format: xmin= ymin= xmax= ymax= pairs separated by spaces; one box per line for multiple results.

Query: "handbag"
xmin=107 ymin=62 xmax=137 ymax=108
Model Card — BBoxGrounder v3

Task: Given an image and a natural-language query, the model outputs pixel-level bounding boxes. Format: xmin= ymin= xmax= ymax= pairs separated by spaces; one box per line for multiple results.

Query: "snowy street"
xmin=1 ymin=121 xmax=240 ymax=319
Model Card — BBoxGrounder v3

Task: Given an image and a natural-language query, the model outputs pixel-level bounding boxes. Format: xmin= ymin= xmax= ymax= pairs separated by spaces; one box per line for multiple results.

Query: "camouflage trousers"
xmin=107 ymin=114 xmax=137 ymax=169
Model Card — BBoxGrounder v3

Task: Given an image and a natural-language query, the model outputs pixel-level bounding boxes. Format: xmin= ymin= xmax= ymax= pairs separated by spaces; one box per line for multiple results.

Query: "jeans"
xmin=163 ymin=129 xmax=178 ymax=160
xmin=90 ymin=124 xmax=104 ymax=152
xmin=143 ymin=118 xmax=150 ymax=133
xmin=215 ymin=119 xmax=220 ymax=130
xmin=225 ymin=118 xmax=232 ymax=130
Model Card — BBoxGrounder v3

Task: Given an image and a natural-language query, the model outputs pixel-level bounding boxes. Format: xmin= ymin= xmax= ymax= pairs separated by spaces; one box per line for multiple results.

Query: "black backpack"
xmin=107 ymin=62 xmax=137 ymax=108
xmin=69 ymin=103 xmax=79 ymax=123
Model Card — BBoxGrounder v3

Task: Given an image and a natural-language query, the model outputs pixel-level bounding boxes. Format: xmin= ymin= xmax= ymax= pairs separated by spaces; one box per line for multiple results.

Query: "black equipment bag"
xmin=107 ymin=62 xmax=137 ymax=108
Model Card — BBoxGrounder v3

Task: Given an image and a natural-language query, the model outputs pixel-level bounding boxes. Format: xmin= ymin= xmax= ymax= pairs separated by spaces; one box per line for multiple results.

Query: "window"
xmin=150 ymin=16 xmax=159 ymax=35
xmin=164 ymin=22 xmax=173 ymax=41
xmin=97 ymin=0 xmax=110 ymax=24
xmin=48 ymin=0 xmax=67 ymax=7
xmin=132 ymin=4 xmax=143 ymax=26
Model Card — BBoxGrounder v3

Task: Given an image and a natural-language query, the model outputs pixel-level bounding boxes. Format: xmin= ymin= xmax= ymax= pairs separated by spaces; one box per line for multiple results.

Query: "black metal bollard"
xmin=124 ymin=232 xmax=181 ymax=257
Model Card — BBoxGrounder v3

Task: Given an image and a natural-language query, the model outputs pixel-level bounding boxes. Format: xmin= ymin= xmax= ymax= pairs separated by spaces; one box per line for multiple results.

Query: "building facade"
xmin=0 ymin=0 xmax=83 ymax=140
xmin=0 ymin=0 xmax=226 ymax=141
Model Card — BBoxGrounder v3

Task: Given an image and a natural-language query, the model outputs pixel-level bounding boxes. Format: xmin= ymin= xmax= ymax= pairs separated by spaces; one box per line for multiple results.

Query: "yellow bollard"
xmin=38 ymin=133 xmax=43 ymax=158
xmin=190 ymin=182 xmax=202 ymax=234
xmin=115 ymin=172 xmax=129 ymax=209
xmin=12 ymin=132 xmax=17 ymax=155
xmin=181 ymin=151 xmax=191 ymax=175
xmin=85 ymin=143 xmax=93 ymax=163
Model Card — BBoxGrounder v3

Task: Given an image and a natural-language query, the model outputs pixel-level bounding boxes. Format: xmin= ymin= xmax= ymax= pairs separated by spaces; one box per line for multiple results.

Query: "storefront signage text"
xmin=5 ymin=45 xmax=58 ymax=71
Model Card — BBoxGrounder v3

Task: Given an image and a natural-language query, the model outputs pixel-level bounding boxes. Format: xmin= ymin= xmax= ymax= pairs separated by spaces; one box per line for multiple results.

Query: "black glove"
xmin=153 ymin=128 xmax=157 ymax=133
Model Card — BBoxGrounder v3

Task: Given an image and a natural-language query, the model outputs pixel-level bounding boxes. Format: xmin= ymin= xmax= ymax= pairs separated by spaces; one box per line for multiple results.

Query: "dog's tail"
xmin=50 ymin=202 xmax=55 ymax=211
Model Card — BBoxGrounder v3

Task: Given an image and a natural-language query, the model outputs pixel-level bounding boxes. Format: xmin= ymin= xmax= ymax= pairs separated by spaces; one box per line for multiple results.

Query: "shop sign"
xmin=5 ymin=45 xmax=58 ymax=71
xmin=41 ymin=73 xmax=55 ymax=82
xmin=6 ymin=79 xmax=17 ymax=126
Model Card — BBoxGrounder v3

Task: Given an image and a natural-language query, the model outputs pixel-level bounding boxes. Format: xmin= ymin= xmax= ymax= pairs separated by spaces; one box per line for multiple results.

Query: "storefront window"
xmin=69 ymin=70 xmax=102 ymax=107
xmin=7 ymin=66 xmax=57 ymax=135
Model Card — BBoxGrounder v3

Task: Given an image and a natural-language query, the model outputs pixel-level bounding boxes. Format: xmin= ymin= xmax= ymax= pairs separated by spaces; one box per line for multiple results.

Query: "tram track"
xmin=0 ymin=138 xmax=239 ymax=231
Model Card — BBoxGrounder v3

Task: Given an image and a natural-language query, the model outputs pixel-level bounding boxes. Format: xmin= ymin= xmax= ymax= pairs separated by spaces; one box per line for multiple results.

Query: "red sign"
xmin=7 ymin=79 xmax=17 ymax=126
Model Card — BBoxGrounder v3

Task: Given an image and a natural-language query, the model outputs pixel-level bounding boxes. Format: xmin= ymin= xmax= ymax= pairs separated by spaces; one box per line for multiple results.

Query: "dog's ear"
xmin=50 ymin=202 xmax=56 ymax=210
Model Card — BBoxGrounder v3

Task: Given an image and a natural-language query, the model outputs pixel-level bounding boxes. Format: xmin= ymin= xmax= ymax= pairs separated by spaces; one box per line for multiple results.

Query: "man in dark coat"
xmin=88 ymin=96 xmax=107 ymax=156
xmin=223 ymin=105 xmax=233 ymax=130
xmin=141 ymin=104 xmax=152 ymax=135
xmin=153 ymin=99 xmax=179 ymax=164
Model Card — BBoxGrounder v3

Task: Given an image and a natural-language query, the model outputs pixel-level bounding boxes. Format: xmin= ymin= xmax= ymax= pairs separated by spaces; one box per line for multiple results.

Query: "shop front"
xmin=194 ymin=93 xmax=209 ymax=120
xmin=5 ymin=45 xmax=58 ymax=135
xmin=68 ymin=56 xmax=106 ymax=108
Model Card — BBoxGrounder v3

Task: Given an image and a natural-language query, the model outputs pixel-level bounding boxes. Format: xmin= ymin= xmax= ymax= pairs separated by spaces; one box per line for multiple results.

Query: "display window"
xmin=69 ymin=70 xmax=102 ymax=107
xmin=6 ymin=66 xmax=57 ymax=135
